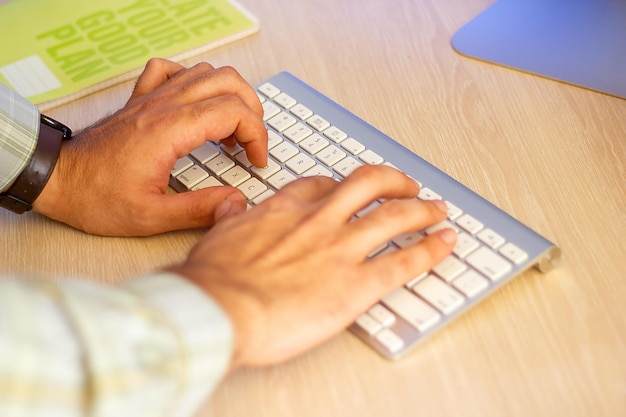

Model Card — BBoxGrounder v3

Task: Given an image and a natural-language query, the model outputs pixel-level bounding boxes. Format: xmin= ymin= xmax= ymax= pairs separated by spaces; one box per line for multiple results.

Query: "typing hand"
xmin=34 ymin=58 xmax=268 ymax=236
xmin=170 ymin=165 xmax=457 ymax=368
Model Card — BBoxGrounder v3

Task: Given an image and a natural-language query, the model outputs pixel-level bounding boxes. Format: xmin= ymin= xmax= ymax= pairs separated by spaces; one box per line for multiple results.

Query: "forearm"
xmin=0 ymin=273 xmax=233 ymax=417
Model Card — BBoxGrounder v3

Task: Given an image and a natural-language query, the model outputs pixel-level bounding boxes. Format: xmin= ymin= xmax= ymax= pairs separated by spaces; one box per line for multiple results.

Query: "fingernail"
xmin=432 ymin=199 xmax=449 ymax=214
xmin=438 ymin=228 xmax=458 ymax=244
xmin=214 ymin=199 xmax=232 ymax=222
xmin=215 ymin=193 xmax=245 ymax=222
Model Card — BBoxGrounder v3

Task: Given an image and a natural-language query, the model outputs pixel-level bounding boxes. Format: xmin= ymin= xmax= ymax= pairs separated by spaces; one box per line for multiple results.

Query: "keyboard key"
xmin=499 ymin=242 xmax=529 ymax=265
xmin=477 ymin=228 xmax=506 ymax=249
xmin=270 ymin=141 xmax=299 ymax=163
xmin=368 ymin=242 xmax=389 ymax=258
xmin=205 ymin=154 xmax=234 ymax=175
xmin=274 ymin=92 xmax=297 ymax=109
xmin=372 ymin=245 xmax=397 ymax=258
xmin=316 ymin=144 xmax=346 ymax=166
xmin=283 ymin=123 xmax=313 ymax=143
xmin=290 ymin=103 xmax=313 ymax=120
xmin=418 ymin=187 xmax=442 ymax=201
xmin=221 ymin=165 xmax=251 ymax=187
xmin=341 ymin=137 xmax=365 ymax=155
xmin=220 ymin=143 xmax=244 ymax=157
xmin=307 ymin=114 xmax=331 ymax=131
xmin=456 ymin=214 xmax=484 ymax=234
xmin=267 ymin=130 xmax=283 ymax=149
xmin=432 ymin=255 xmax=467 ymax=282
xmin=333 ymin=157 xmax=362 ymax=177
xmin=235 ymin=151 xmax=253 ymax=168
xmin=425 ymin=220 xmax=459 ymax=235
xmin=191 ymin=176 xmax=223 ymax=190
xmin=466 ymin=247 xmax=512 ymax=281
xmin=286 ymin=153 xmax=316 ymax=175
xmin=190 ymin=142 xmax=220 ymax=164
xmin=355 ymin=313 xmax=383 ymax=336
xmin=268 ymin=112 xmax=297 ymax=132
xmin=323 ymin=126 xmax=348 ymax=143
xmin=171 ymin=157 xmax=193 ymax=176
xmin=412 ymin=275 xmax=465 ymax=315
xmin=453 ymin=232 xmax=480 ymax=258
xmin=375 ymin=328 xmax=405 ymax=353
xmin=452 ymin=270 xmax=489 ymax=297
xmin=252 ymin=189 xmax=275 ymax=205
xmin=177 ymin=165 xmax=209 ymax=189
xmin=355 ymin=201 xmax=380 ymax=218
xmin=405 ymin=272 xmax=428 ymax=289
xmin=262 ymin=101 xmax=281 ymax=121
xmin=238 ymin=177 xmax=267 ymax=200
xmin=300 ymin=134 xmax=329 ymax=154
xmin=368 ymin=304 xmax=396 ymax=326
xmin=359 ymin=149 xmax=384 ymax=165
xmin=258 ymin=82 xmax=280 ymax=98
xmin=268 ymin=169 xmax=297 ymax=189
xmin=382 ymin=288 xmax=441 ymax=332
xmin=251 ymin=159 xmax=281 ymax=179
xmin=392 ymin=231 xmax=424 ymax=248
xmin=445 ymin=201 xmax=463 ymax=220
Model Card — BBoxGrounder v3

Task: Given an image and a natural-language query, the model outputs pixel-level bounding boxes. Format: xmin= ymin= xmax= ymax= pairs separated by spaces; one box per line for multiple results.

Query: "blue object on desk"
xmin=452 ymin=0 xmax=626 ymax=99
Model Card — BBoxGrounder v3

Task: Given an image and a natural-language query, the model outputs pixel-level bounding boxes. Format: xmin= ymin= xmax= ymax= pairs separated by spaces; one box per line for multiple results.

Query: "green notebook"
xmin=0 ymin=0 xmax=259 ymax=110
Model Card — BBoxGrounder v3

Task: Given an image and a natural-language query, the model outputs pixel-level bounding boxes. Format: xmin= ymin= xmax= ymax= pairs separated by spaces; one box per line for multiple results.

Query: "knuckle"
xmin=145 ymin=57 xmax=165 ymax=69
xmin=215 ymin=65 xmax=239 ymax=78
xmin=192 ymin=61 xmax=215 ymax=72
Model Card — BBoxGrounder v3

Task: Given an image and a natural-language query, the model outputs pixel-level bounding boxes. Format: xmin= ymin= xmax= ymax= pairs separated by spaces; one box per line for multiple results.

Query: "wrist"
xmin=166 ymin=264 xmax=260 ymax=370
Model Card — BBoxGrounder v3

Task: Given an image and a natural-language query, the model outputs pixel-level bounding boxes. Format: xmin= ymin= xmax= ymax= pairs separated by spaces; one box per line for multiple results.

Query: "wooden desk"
xmin=1 ymin=0 xmax=625 ymax=416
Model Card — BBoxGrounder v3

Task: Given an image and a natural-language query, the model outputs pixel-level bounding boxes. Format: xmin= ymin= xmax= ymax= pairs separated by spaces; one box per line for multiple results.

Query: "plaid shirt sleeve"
xmin=0 ymin=83 xmax=39 ymax=193
xmin=0 ymin=273 xmax=234 ymax=417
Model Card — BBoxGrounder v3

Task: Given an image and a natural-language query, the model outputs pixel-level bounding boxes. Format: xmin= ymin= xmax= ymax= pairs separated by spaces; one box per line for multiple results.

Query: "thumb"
xmin=155 ymin=186 xmax=247 ymax=232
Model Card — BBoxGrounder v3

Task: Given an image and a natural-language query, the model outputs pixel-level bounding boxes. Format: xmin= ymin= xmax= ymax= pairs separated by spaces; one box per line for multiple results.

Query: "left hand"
xmin=34 ymin=58 xmax=268 ymax=236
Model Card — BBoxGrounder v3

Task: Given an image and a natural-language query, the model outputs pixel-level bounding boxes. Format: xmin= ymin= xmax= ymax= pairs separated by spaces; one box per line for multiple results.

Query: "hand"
xmin=34 ymin=58 xmax=268 ymax=236
xmin=169 ymin=165 xmax=457 ymax=368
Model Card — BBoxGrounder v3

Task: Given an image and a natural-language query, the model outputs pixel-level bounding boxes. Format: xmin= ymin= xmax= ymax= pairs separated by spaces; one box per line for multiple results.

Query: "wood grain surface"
xmin=1 ymin=1 xmax=624 ymax=416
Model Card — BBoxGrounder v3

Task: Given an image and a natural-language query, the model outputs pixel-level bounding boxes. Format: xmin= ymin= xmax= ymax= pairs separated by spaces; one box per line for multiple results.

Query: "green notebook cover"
xmin=0 ymin=0 xmax=258 ymax=110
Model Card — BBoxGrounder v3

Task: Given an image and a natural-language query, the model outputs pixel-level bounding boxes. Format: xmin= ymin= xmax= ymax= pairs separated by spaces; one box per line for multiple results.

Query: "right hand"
xmin=170 ymin=165 xmax=457 ymax=369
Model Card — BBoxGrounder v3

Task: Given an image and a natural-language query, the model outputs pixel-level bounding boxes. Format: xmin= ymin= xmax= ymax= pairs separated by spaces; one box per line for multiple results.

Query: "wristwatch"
xmin=0 ymin=114 xmax=72 ymax=214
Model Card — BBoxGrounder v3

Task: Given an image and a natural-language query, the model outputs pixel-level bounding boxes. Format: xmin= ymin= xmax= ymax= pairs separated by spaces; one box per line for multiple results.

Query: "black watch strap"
xmin=0 ymin=115 xmax=71 ymax=214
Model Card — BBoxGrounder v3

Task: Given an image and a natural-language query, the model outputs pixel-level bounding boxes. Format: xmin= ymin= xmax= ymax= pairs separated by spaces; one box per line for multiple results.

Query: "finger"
xmin=145 ymin=61 xmax=222 ymax=96
xmin=259 ymin=176 xmax=340 ymax=207
xmin=342 ymin=199 xmax=449 ymax=258
xmin=171 ymin=66 xmax=264 ymax=119
xmin=318 ymin=165 xmax=420 ymax=224
xmin=144 ymin=186 xmax=247 ymax=233
xmin=354 ymin=229 xmax=457 ymax=304
xmin=130 ymin=58 xmax=186 ymax=100
xmin=173 ymin=95 xmax=268 ymax=167
xmin=160 ymin=61 xmax=216 ymax=86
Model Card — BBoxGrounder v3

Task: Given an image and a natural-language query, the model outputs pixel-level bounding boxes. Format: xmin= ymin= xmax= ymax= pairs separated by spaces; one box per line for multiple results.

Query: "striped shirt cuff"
xmin=121 ymin=272 xmax=234 ymax=417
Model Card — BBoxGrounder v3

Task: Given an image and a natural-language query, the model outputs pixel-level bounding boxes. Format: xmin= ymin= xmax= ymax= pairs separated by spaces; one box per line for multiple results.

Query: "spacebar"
xmin=382 ymin=288 xmax=441 ymax=332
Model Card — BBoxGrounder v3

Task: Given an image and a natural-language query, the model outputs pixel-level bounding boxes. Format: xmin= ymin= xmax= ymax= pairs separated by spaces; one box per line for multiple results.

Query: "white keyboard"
xmin=169 ymin=72 xmax=561 ymax=359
